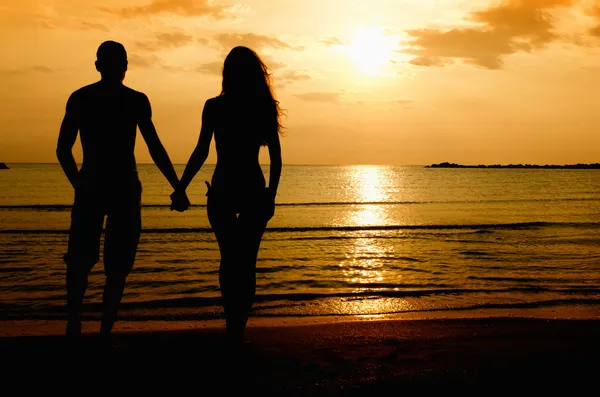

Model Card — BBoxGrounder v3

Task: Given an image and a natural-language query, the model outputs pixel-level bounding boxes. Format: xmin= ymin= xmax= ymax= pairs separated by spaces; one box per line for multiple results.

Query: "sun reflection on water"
xmin=329 ymin=297 xmax=414 ymax=317
xmin=341 ymin=236 xmax=387 ymax=285
xmin=336 ymin=166 xmax=403 ymax=315
xmin=345 ymin=165 xmax=394 ymax=227
xmin=352 ymin=205 xmax=387 ymax=226
xmin=349 ymin=165 xmax=389 ymax=203
xmin=338 ymin=234 xmax=393 ymax=314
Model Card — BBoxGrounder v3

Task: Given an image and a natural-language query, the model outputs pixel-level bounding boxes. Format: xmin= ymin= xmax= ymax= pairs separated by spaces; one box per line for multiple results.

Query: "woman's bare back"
xmin=208 ymin=96 xmax=268 ymax=197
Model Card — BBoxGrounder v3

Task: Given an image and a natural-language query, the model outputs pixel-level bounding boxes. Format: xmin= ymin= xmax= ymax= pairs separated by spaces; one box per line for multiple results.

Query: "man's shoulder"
xmin=122 ymin=86 xmax=152 ymax=118
xmin=65 ymin=83 xmax=98 ymax=108
xmin=70 ymin=83 xmax=99 ymax=99
xmin=122 ymin=85 xmax=150 ymax=102
xmin=68 ymin=83 xmax=149 ymax=105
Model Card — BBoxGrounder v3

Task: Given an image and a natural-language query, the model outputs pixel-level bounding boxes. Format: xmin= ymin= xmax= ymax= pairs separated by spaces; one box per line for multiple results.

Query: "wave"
xmin=1 ymin=221 xmax=599 ymax=235
xmin=2 ymin=294 xmax=599 ymax=320
xmin=1 ymin=196 xmax=598 ymax=210
xmin=4 ymin=287 xmax=600 ymax=311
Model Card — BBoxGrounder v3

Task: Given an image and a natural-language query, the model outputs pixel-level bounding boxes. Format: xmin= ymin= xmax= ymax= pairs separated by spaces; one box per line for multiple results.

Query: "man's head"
xmin=95 ymin=41 xmax=128 ymax=81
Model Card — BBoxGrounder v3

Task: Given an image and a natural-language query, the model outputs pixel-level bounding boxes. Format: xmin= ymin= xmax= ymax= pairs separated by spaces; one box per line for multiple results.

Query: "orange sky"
xmin=0 ymin=0 xmax=599 ymax=165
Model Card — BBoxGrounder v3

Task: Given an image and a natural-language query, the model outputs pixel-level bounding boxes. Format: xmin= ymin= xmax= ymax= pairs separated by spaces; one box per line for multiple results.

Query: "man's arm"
xmin=56 ymin=93 xmax=80 ymax=189
xmin=177 ymin=99 xmax=214 ymax=192
xmin=138 ymin=94 xmax=180 ymax=190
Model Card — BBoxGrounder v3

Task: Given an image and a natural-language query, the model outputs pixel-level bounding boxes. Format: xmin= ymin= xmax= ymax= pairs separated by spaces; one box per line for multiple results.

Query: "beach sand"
xmin=2 ymin=313 xmax=599 ymax=394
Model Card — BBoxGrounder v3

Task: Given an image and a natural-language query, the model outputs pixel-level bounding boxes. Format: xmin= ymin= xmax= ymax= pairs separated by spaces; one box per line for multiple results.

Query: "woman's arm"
xmin=177 ymin=99 xmax=214 ymax=192
xmin=267 ymin=129 xmax=282 ymax=198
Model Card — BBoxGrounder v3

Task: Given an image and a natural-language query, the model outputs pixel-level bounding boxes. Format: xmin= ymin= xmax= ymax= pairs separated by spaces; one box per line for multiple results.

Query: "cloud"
xmin=261 ymin=55 xmax=287 ymax=71
xmin=0 ymin=66 xmax=56 ymax=75
xmin=195 ymin=53 xmax=286 ymax=73
xmin=101 ymin=0 xmax=233 ymax=19
xmin=159 ymin=53 xmax=287 ymax=76
xmin=129 ymin=60 xmax=217 ymax=74
xmin=470 ymin=0 xmax=574 ymax=45
xmin=294 ymin=92 xmax=341 ymax=104
xmin=403 ymin=0 xmax=575 ymax=69
xmin=580 ymin=65 xmax=600 ymax=72
xmin=194 ymin=56 xmax=291 ymax=77
xmin=588 ymin=3 xmax=600 ymax=36
xmin=321 ymin=36 xmax=344 ymax=46
xmin=275 ymin=70 xmax=311 ymax=86
xmin=136 ymin=32 xmax=195 ymax=52
xmin=31 ymin=66 xmax=54 ymax=73
xmin=404 ymin=29 xmax=511 ymax=69
xmin=0 ymin=7 xmax=111 ymax=31
xmin=128 ymin=53 xmax=162 ymax=68
xmin=214 ymin=33 xmax=304 ymax=51
xmin=80 ymin=22 xmax=110 ymax=32
xmin=408 ymin=56 xmax=454 ymax=67
xmin=277 ymin=70 xmax=311 ymax=82
xmin=0 ymin=5 xmax=55 ymax=28
xmin=195 ymin=61 xmax=223 ymax=75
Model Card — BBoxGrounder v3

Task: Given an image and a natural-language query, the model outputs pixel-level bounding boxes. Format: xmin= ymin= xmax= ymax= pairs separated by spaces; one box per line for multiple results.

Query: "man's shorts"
xmin=63 ymin=180 xmax=142 ymax=276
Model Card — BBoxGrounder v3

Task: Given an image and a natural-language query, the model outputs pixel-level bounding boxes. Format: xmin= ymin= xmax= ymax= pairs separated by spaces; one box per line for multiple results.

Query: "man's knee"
xmin=64 ymin=253 xmax=98 ymax=274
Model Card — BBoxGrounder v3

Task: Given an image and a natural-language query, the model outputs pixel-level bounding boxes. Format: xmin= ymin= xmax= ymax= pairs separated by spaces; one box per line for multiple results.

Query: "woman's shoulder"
xmin=205 ymin=95 xmax=226 ymax=112
xmin=206 ymin=95 xmax=223 ymax=104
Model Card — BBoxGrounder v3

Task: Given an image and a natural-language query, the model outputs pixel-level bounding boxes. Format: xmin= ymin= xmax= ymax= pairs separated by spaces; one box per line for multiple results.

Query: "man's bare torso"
xmin=70 ymin=81 xmax=150 ymax=189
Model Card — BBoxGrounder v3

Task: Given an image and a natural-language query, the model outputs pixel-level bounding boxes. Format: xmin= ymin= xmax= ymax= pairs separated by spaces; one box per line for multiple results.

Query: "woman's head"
xmin=221 ymin=46 xmax=283 ymax=140
xmin=222 ymin=46 xmax=271 ymax=97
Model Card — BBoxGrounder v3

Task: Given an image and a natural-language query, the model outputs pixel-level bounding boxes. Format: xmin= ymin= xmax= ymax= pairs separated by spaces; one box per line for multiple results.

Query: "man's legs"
xmin=64 ymin=193 xmax=104 ymax=337
xmin=102 ymin=184 xmax=141 ymax=339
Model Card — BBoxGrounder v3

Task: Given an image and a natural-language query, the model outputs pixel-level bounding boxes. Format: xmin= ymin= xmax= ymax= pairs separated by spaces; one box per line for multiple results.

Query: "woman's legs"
xmin=207 ymin=197 xmax=237 ymax=332
xmin=207 ymin=196 xmax=269 ymax=345
xmin=235 ymin=209 xmax=268 ymax=318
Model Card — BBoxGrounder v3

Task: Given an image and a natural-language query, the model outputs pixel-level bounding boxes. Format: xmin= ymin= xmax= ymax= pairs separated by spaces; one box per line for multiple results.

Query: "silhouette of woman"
xmin=172 ymin=46 xmax=283 ymax=346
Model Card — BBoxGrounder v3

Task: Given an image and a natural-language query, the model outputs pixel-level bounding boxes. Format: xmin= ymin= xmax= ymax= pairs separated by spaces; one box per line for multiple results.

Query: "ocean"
xmin=1 ymin=163 xmax=599 ymax=322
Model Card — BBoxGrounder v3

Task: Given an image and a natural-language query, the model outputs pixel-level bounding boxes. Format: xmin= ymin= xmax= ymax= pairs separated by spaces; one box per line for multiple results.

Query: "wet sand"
xmin=2 ymin=317 xmax=599 ymax=394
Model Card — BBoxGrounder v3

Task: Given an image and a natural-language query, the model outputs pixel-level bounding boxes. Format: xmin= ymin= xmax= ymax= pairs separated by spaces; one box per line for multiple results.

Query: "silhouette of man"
xmin=56 ymin=41 xmax=180 ymax=346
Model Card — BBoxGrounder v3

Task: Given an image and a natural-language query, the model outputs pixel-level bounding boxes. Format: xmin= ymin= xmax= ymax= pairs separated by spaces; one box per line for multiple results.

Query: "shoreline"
xmin=3 ymin=305 xmax=598 ymax=337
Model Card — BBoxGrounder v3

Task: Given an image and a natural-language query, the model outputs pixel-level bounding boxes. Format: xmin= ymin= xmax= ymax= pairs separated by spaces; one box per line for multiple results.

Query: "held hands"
xmin=170 ymin=189 xmax=191 ymax=212
xmin=170 ymin=180 xmax=209 ymax=213
xmin=169 ymin=184 xmax=275 ymax=218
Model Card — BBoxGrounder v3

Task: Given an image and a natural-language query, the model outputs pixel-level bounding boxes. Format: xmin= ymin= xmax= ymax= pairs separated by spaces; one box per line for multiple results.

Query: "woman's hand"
xmin=261 ymin=187 xmax=276 ymax=221
xmin=170 ymin=190 xmax=191 ymax=212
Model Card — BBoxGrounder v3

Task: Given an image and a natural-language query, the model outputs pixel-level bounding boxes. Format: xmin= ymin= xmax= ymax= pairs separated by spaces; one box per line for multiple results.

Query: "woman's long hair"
xmin=220 ymin=46 xmax=283 ymax=145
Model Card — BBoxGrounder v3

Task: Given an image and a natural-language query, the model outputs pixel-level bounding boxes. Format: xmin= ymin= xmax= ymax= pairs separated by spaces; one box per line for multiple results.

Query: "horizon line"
xmin=1 ymin=161 xmax=598 ymax=167
xmin=2 ymin=162 xmax=431 ymax=166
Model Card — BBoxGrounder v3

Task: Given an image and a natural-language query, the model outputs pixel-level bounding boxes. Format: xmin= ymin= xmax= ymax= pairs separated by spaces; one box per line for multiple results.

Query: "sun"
xmin=346 ymin=27 xmax=397 ymax=75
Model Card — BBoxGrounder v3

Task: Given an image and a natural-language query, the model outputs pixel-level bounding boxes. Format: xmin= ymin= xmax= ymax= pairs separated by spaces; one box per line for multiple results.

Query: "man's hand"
xmin=170 ymin=190 xmax=191 ymax=212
